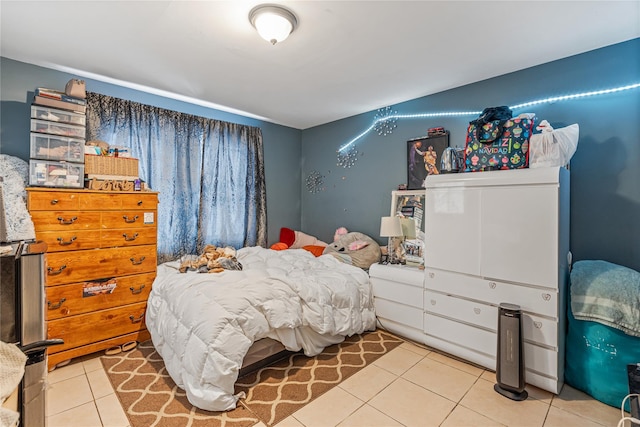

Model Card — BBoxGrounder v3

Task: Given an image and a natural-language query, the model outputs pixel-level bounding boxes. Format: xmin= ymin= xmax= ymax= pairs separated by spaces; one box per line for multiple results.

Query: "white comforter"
xmin=146 ymin=246 xmax=376 ymax=411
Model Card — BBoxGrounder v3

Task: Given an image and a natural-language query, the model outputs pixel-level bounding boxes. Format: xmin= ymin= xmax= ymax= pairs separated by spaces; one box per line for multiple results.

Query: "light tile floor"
xmin=45 ymin=340 xmax=631 ymax=427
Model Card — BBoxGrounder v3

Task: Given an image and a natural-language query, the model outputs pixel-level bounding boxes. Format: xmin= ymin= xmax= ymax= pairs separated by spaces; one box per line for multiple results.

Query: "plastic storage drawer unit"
xmin=30 ymin=133 xmax=84 ymax=163
xmin=30 ymin=119 xmax=85 ymax=139
xmin=29 ymin=160 xmax=84 ymax=188
xmin=30 ymin=105 xmax=87 ymax=126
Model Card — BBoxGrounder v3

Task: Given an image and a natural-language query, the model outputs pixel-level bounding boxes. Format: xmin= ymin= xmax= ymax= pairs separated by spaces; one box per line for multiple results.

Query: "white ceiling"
xmin=1 ymin=1 xmax=639 ymax=129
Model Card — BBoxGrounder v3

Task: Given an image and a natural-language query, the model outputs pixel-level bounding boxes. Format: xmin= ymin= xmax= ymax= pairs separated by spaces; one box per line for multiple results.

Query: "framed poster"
xmin=407 ymin=132 xmax=449 ymax=189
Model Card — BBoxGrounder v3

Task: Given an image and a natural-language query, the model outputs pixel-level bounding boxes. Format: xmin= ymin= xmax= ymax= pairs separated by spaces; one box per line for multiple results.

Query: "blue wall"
xmin=301 ymin=38 xmax=640 ymax=271
xmin=0 ymin=57 xmax=303 ymax=245
xmin=2 ymin=39 xmax=639 ymax=270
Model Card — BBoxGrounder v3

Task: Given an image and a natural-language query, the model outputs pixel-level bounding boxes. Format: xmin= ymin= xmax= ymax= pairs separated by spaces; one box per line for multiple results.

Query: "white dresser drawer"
xmin=375 ymin=298 xmax=422 ymax=331
xmin=425 ymin=290 xmax=557 ymax=348
xmin=525 ymin=342 xmax=558 ymax=380
xmin=424 ymin=291 xmax=497 ymax=331
xmin=425 ymin=269 xmax=558 ymax=319
xmin=372 ymin=277 xmax=422 ymax=309
xmin=523 ymin=313 xmax=558 ymax=348
xmin=425 ymin=313 xmax=559 ymax=379
xmin=369 ymin=263 xmax=424 ymax=287
xmin=424 ymin=313 xmax=495 ymax=357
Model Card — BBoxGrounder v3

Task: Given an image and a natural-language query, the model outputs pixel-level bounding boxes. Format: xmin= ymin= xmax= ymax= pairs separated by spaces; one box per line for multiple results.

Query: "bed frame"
xmin=238 ymin=338 xmax=295 ymax=377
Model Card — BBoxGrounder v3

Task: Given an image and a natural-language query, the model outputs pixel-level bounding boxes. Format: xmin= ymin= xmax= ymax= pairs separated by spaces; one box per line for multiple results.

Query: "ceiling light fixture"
xmin=249 ymin=4 xmax=297 ymax=45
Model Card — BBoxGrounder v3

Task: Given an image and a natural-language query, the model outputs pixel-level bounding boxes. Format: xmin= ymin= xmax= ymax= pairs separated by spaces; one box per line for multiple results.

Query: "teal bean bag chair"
xmin=565 ymin=260 xmax=640 ymax=411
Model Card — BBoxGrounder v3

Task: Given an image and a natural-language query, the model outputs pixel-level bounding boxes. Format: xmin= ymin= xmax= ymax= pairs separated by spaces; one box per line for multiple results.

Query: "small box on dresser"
xmin=26 ymin=188 xmax=159 ymax=370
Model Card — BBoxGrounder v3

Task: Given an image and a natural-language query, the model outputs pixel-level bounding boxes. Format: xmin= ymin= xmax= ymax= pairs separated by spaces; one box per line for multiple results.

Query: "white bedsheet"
xmin=145 ymin=246 xmax=376 ymax=411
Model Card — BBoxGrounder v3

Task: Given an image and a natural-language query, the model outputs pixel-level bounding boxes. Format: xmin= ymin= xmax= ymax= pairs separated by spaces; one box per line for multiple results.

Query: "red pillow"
xmin=270 ymin=242 xmax=289 ymax=251
xmin=279 ymin=227 xmax=296 ymax=247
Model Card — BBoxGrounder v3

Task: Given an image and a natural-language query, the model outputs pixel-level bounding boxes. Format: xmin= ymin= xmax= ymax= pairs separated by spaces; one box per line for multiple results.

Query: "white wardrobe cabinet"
xmin=423 ymin=167 xmax=570 ymax=394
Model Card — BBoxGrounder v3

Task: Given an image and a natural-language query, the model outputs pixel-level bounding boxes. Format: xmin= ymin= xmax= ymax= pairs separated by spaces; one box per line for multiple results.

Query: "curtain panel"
xmin=85 ymin=92 xmax=267 ymax=262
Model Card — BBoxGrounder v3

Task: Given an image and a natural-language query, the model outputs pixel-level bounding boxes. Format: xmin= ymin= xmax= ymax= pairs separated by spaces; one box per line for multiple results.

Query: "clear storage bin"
xmin=31 ymin=105 xmax=86 ymax=126
xmin=29 ymin=160 xmax=84 ymax=188
xmin=30 ymin=133 xmax=84 ymax=163
xmin=30 ymin=119 xmax=85 ymax=139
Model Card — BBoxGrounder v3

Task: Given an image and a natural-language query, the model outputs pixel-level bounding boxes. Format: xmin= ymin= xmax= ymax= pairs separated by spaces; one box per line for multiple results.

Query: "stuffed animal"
xmin=323 ymin=231 xmax=381 ymax=269
xmin=179 ymin=244 xmax=243 ymax=273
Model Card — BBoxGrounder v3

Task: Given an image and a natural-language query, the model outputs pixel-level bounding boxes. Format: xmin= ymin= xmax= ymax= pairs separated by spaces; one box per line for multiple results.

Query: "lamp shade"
xmin=380 ymin=216 xmax=402 ymax=237
xmin=400 ymin=217 xmax=416 ymax=240
xmin=249 ymin=5 xmax=298 ymax=45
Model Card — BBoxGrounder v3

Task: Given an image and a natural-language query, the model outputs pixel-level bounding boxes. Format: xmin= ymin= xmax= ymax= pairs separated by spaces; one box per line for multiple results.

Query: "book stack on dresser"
xmin=26 ymin=188 xmax=159 ymax=370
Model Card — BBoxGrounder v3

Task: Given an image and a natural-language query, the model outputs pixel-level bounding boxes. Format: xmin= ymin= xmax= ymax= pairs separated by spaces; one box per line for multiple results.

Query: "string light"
xmin=338 ymin=82 xmax=640 ymax=153
xmin=373 ymin=106 xmax=398 ymax=136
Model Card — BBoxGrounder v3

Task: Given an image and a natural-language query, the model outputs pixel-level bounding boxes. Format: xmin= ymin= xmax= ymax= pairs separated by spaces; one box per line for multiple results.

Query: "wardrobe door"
xmin=425 ymin=186 xmax=481 ymax=276
xmin=479 ymin=185 xmax=559 ymax=288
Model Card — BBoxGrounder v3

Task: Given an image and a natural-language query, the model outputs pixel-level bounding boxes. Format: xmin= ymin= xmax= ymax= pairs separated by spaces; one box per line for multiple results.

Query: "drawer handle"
xmin=428 ymin=272 xmax=435 ymax=279
xmin=123 ymin=232 xmax=139 ymax=242
xmin=57 ymin=236 xmax=77 ymax=246
xmin=130 ymin=256 xmax=146 ymax=265
xmin=57 ymin=216 xmax=78 ymax=225
xmin=488 ymin=281 xmax=496 ymax=289
xmin=430 ymin=299 xmax=436 ymax=305
xmin=542 ymin=293 xmax=551 ymax=301
xmin=50 ymin=199 xmax=59 ymax=205
xmin=473 ymin=307 xmax=481 ymax=315
xmin=47 ymin=265 xmax=67 ymax=275
xmin=129 ymin=314 xmax=144 ymax=324
xmin=47 ymin=298 xmax=66 ymax=310
xmin=129 ymin=285 xmax=145 ymax=295
xmin=123 ymin=215 xmax=139 ymax=223
xmin=137 ymin=200 xmax=143 ymax=206
xmin=534 ymin=321 xmax=543 ymax=329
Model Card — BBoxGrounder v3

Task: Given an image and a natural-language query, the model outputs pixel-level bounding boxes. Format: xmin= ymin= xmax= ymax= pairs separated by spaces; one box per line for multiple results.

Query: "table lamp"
xmin=380 ymin=216 xmax=402 ymax=264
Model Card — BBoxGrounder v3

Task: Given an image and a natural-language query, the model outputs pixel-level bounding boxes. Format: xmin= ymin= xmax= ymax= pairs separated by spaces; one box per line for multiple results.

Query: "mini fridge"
xmin=1 ymin=241 xmax=62 ymax=427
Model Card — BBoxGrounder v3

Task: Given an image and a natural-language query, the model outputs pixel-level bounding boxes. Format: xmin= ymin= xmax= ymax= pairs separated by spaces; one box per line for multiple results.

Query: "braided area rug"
xmin=101 ymin=330 xmax=403 ymax=427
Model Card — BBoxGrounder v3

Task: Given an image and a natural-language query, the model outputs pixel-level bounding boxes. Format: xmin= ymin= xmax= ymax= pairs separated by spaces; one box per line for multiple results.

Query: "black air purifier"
xmin=494 ymin=303 xmax=528 ymax=401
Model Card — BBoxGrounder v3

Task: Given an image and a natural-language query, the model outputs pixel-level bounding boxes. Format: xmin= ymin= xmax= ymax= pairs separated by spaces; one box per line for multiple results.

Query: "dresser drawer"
xmin=424 ymin=313 xmax=558 ymax=375
xmin=523 ymin=313 xmax=558 ymax=349
xmin=425 ymin=291 xmax=497 ymax=330
xmin=36 ymin=229 xmax=101 ymax=252
xmin=120 ymin=193 xmax=158 ymax=210
xmin=31 ymin=211 xmax=101 ymax=231
xmin=369 ymin=263 xmax=424 ymax=287
xmin=371 ymin=277 xmax=422 ymax=309
xmin=28 ymin=190 xmax=80 ymax=211
xmin=425 ymin=313 xmax=495 ymax=357
xmin=48 ymin=302 xmax=147 ymax=354
xmin=375 ymin=298 xmax=423 ymax=331
xmin=45 ymin=245 xmax=157 ymax=285
xmin=100 ymin=227 xmax=157 ymax=248
xmin=425 ymin=269 xmax=558 ymax=319
xmin=78 ymin=192 xmax=158 ymax=211
xmin=46 ymin=272 xmax=155 ymax=320
xmin=78 ymin=193 xmax=124 ymax=210
xmin=425 ymin=291 xmax=558 ymax=348
xmin=101 ymin=211 xmax=157 ymax=229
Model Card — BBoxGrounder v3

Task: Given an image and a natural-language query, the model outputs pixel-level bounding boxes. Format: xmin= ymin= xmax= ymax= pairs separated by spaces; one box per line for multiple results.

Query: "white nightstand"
xmin=369 ymin=263 xmax=425 ymax=343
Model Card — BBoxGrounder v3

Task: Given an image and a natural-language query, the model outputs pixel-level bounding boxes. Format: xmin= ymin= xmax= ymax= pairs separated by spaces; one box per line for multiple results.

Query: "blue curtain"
xmin=85 ymin=92 xmax=267 ymax=262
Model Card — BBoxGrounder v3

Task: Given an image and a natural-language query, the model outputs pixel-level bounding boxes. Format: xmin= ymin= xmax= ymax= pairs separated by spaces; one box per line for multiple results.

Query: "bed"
xmin=145 ymin=246 xmax=376 ymax=411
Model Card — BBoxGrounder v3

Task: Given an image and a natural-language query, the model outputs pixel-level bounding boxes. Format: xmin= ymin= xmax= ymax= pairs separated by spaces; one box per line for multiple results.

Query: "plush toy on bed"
xmin=178 ymin=245 xmax=243 ymax=273
xmin=323 ymin=230 xmax=381 ymax=269
xmin=270 ymin=226 xmax=380 ymax=268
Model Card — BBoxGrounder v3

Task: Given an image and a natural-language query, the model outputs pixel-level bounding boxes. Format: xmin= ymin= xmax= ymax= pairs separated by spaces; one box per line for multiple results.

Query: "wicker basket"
xmin=84 ymin=155 xmax=138 ymax=177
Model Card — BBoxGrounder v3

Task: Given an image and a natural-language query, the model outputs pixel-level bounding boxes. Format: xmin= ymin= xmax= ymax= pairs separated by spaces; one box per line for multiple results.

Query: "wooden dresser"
xmin=26 ymin=188 xmax=158 ymax=370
